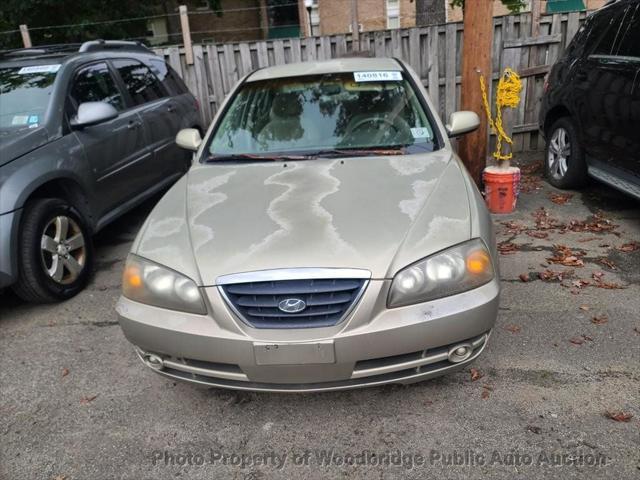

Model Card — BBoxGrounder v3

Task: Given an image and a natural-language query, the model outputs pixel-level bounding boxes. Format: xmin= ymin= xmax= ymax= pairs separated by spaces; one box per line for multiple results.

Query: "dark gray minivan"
xmin=0 ymin=40 xmax=203 ymax=302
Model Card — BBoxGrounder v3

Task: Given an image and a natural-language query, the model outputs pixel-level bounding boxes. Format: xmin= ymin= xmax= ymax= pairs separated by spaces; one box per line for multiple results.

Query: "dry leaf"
xmin=579 ymin=305 xmax=590 ymax=311
xmin=569 ymin=337 xmax=584 ymax=345
xmin=504 ymin=324 xmax=521 ymax=334
xmin=549 ymin=193 xmax=573 ymax=205
xmin=481 ymin=390 xmax=490 ymax=399
xmin=53 ymin=476 xmax=67 ymax=480
xmin=527 ymin=425 xmax=542 ymax=434
xmin=519 ymin=273 xmax=530 ymax=282
xmin=526 ymin=230 xmax=549 ymax=239
xmin=80 ymin=395 xmax=98 ymax=405
xmin=599 ymin=258 xmax=617 ymax=270
xmin=498 ymin=242 xmax=520 ymax=255
xmin=605 ymin=411 xmax=633 ymax=422
xmin=617 ymin=242 xmax=639 ymax=253
xmin=547 ymin=245 xmax=585 ymax=267
xmin=61 ymin=368 xmax=69 ymax=378
xmin=470 ymin=368 xmax=483 ymax=381
xmin=591 ymin=315 xmax=608 ymax=325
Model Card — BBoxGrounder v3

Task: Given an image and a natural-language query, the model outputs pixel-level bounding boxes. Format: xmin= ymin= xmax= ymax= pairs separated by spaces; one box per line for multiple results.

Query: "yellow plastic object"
xmin=480 ymin=68 xmax=523 ymax=162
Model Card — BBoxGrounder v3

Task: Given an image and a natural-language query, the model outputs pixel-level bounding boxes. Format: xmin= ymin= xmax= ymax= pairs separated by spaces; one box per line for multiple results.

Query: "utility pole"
xmin=531 ymin=0 xmax=542 ymax=37
xmin=350 ymin=0 xmax=360 ymax=51
xmin=458 ymin=0 xmax=494 ymax=186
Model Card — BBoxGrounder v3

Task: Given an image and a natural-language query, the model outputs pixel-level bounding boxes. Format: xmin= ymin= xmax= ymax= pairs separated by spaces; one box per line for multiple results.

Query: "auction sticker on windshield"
xmin=18 ymin=65 xmax=61 ymax=74
xmin=354 ymin=71 xmax=402 ymax=82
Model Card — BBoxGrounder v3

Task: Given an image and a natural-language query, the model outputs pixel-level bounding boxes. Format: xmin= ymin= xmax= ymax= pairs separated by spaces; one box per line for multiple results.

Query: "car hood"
xmin=134 ymin=151 xmax=472 ymax=285
xmin=0 ymin=127 xmax=49 ymax=167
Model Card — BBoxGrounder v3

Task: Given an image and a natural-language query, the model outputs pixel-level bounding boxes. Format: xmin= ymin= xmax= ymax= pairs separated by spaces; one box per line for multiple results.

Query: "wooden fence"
xmin=153 ymin=11 xmax=587 ymax=153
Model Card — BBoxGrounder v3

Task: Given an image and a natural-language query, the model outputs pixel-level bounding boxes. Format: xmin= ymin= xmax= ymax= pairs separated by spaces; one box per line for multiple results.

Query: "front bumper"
xmin=0 ymin=209 xmax=20 ymax=289
xmin=116 ymin=279 xmax=499 ymax=392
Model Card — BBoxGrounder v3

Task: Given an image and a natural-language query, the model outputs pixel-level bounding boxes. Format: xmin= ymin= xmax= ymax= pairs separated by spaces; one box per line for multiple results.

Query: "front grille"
xmin=220 ymin=278 xmax=368 ymax=329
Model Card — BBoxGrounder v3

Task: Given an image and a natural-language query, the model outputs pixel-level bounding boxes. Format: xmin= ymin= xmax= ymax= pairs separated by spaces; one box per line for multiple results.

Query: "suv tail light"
xmin=543 ymin=73 xmax=550 ymax=94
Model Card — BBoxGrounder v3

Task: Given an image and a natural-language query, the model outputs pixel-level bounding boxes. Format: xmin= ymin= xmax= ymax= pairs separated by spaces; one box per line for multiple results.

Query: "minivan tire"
xmin=544 ymin=117 xmax=588 ymax=189
xmin=13 ymin=198 xmax=94 ymax=303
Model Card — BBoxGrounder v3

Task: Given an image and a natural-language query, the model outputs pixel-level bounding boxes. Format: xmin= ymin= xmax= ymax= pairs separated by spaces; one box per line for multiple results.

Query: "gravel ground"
xmin=1 ymin=154 xmax=639 ymax=480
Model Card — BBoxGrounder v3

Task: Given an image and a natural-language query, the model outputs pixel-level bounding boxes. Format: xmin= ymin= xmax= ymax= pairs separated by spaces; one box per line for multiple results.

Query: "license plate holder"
xmin=253 ymin=341 xmax=335 ymax=365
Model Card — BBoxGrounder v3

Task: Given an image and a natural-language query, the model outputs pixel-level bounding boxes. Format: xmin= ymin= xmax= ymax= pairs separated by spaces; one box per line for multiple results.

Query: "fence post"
xmin=19 ymin=24 xmax=32 ymax=48
xmin=350 ymin=0 xmax=360 ymax=51
xmin=179 ymin=5 xmax=194 ymax=65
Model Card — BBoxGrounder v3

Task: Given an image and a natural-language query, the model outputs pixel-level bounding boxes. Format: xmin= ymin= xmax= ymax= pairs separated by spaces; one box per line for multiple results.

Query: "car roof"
xmin=0 ymin=41 xmax=159 ymax=69
xmin=247 ymin=57 xmax=403 ymax=82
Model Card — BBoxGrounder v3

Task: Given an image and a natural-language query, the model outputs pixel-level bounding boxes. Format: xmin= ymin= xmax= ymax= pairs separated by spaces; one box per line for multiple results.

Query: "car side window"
xmin=69 ymin=62 xmax=124 ymax=112
xmin=615 ymin=4 xmax=640 ymax=58
xmin=149 ymin=59 xmax=188 ymax=95
xmin=592 ymin=8 xmax=628 ymax=56
xmin=112 ymin=59 xmax=166 ymax=105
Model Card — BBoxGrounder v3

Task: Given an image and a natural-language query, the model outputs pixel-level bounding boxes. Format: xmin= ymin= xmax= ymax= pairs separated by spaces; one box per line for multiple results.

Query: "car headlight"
xmin=388 ymin=239 xmax=494 ymax=308
xmin=122 ymin=254 xmax=207 ymax=315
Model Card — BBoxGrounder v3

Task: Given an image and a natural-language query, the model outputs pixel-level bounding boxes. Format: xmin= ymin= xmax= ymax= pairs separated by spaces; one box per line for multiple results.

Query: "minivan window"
xmin=70 ymin=62 xmax=124 ymax=112
xmin=0 ymin=65 xmax=59 ymax=130
xmin=593 ymin=8 xmax=628 ymax=56
xmin=149 ymin=59 xmax=187 ymax=95
xmin=113 ymin=59 xmax=166 ymax=105
xmin=207 ymin=72 xmax=435 ymax=158
xmin=615 ymin=4 xmax=640 ymax=58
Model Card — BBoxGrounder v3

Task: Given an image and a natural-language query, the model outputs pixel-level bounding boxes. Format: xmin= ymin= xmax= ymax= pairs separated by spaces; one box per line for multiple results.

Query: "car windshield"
xmin=206 ymin=71 xmax=436 ymax=160
xmin=0 ymin=64 xmax=59 ymax=131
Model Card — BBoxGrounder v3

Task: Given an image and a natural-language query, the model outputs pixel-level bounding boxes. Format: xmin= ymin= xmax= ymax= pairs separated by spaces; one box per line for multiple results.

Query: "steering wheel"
xmin=344 ymin=116 xmax=412 ymax=145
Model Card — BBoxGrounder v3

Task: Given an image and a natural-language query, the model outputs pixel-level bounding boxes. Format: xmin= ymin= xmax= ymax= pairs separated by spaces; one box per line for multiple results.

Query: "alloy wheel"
xmin=40 ymin=215 xmax=86 ymax=285
xmin=548 ymin=127 xmax=571 ymax=180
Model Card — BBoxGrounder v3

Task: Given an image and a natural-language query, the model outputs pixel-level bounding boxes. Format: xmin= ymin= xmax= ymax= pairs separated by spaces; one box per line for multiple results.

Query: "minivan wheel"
xmin=13 ymin=198 xmax=94 ymax=303
xmin=545 ymin=117 xmax=587 ymax=189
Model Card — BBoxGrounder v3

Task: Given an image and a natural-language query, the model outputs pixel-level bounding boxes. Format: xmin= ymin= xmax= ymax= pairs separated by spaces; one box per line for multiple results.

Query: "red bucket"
xmin=483 ymin=166 xmax=521 ymax=214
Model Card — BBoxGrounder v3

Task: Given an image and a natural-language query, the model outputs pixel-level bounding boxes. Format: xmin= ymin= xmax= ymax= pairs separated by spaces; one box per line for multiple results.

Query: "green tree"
xmin=450 ymin=0 xmax=528 ymax=13
xmin=0 ymin=0 xmax=158 ymax=49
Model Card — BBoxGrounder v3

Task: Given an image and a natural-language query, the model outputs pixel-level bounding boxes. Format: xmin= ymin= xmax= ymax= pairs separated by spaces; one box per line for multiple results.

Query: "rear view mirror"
xmin=446 ymin=111 xmax=480 ymax=137
xmin=176 ymin=128 xmax=202 ymax=152
xmin=70 ymin=101 xmax=118 ymax=129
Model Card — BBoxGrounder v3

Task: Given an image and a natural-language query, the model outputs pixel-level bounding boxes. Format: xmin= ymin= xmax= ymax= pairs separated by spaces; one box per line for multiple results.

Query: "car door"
xmin=111 ymin=58 xmax=182 ymax=182
xmin=68 ymin=62 xmax=151 ymax=218
xmin=607 ymin=3 xmax=640 ymax=178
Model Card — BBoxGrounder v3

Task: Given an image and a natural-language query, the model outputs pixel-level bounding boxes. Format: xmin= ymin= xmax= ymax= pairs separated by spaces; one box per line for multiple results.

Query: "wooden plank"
xmin=256 ymin=41 xmax=269 ymax=68
xmin=512 ymin=122 xmax=538 ymax=134
xmin=319 ymin=36 xmax=332 ymax=60
xmin=273 ymin=40 xmax=286 ymax=65
xmin=503 ymin=33 xmax=561 ymax=48
xmin=427 ymin=26 xmax=439 ymax=112
xmin=518 ymin=64 xmax=550 ymax=77
xmin=566 ymin=11 xmax=581 ymax=45
xmin=304 ymin=37 xmax=316 ymax=61
xmin=238 ymin=42 xmax=252 ymax=76
xmin=179 ymin=5 xmax=194 ymax=65
xmin=444 ymin=22 xmax=457 ymax=120
xmin=191 ymin=44 xmax=211 ymax=123
xmin=409 ymin=28 xmax=421 ymax=76
xmin=548 ymin=14 xmax=562 ymax=65
xmin=206 ymin=44 xmax=224 ymax=115
xmin=222 ymin=43 xmax=238 ymax=92
xmin=290 ymin=37 xmax=302 ymax=62
xmin=167 ymin=47 xmax=183 ymax=78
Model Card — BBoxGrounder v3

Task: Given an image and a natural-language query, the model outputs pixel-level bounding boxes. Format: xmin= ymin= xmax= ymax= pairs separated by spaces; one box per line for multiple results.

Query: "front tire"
xmin=13 ymin=198 xmax=94 ymax=303
xmin=544 ymin=117 xmax=587 ymax=189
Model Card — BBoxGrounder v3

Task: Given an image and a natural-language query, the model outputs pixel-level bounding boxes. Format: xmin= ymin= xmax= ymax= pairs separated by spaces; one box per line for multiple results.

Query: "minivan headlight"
xmin=122 ymin=254 xmax=207 ymax=315
xmin=388 ymin=239 xmax=494 ymax=308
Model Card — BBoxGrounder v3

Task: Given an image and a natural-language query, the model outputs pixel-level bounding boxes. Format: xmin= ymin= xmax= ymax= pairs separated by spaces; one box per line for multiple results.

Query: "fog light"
xmin=448 ymin=343 xmax=473 ymax=363
xmin=144 ymin=353 xmax=164 ymax=371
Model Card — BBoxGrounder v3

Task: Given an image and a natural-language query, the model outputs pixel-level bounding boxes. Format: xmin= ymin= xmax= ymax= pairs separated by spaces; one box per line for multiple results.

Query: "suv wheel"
xmin=545 ymin=117 xmax=587 ymax=189
xmin=13 ymin=198 xmax=93 ymax=303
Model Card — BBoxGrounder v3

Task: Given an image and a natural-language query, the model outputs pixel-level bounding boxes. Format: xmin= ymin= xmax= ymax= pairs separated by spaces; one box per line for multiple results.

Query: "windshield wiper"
xmin=309 ymin=147 xmax=406 ymax=158
xmin=204 ymin=153 xmax=313 ymax=163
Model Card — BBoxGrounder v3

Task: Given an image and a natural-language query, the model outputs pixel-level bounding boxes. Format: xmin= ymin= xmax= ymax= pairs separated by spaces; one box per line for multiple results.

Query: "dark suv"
xmin=0 ymin=40 xmax=203 ymax=302
xmin=539 ymin=0 xmax=640 ymax=197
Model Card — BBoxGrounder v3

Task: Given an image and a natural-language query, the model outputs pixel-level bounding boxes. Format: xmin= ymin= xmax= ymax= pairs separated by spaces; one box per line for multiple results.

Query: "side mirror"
xmin=446 ymin=111 xmax=480 ymax=138
xmin=70 ymin=101 xmax=118 ymax=129
xmin=176 ymin=128 xmax=202 ymax=152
